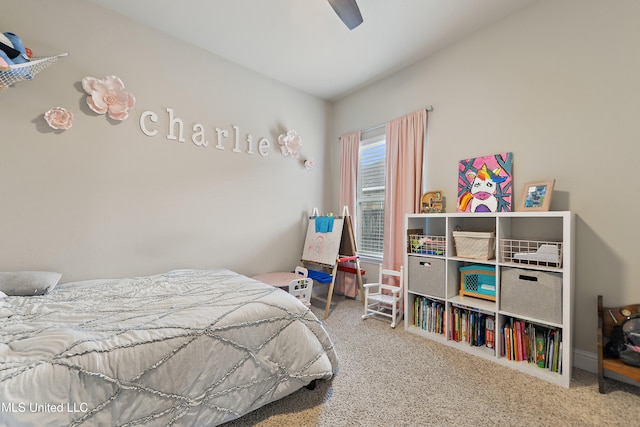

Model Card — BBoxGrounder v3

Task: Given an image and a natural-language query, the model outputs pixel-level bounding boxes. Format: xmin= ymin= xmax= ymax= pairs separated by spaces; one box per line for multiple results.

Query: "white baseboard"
xmin=574 ymin=348 xmax=640 ymax=387
xmin=574 ymin=348 xmax=597 ymax=373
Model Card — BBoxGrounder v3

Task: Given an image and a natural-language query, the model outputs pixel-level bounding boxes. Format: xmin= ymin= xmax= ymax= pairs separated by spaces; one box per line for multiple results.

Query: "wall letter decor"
xmin=139 ymin=107 xmax=273 ymax=158
xmin=139 ymin=111 xmax=158 ymax=136
xmin=166 ymin=108 xmax=185 ymax=143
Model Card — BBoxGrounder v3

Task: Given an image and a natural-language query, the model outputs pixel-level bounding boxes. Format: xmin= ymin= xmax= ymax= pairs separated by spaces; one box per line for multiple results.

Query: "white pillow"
xmin=0 ymin=271 xmax=62 ymax=296
xmin=0 ymin=290 xmax=6 ymax=298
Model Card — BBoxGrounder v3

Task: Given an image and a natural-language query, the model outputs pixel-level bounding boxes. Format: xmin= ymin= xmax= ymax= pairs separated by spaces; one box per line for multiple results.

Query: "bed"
xmin=0 ymin=268 xmax=338 ymax=426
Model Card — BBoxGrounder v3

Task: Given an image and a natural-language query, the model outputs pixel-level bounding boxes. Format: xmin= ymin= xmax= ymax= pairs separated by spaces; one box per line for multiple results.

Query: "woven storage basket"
xmin=452 ymin=231 xmax=495 ymax=260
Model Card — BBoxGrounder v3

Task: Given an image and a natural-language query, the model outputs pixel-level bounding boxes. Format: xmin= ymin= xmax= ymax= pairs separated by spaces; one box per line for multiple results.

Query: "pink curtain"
xmin=337 ymin=131 xmax=361 ymax=297
xmin=339 ymin=131 xmax=361 ymax=221
xmin=383 ymin=110 xmax=426 ymax=272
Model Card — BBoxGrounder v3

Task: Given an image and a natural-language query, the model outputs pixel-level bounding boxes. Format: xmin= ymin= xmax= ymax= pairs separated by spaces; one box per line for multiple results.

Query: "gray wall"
xmin=1 ymin=0 xmax=330 ymax=282
xmin=332 ymin=0 xmax=640 ymax=355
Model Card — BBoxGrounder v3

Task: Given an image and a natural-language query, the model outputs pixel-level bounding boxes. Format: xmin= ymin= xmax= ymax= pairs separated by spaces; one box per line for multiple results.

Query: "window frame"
xmin=356 ymin=134 xmax=386 ymax=261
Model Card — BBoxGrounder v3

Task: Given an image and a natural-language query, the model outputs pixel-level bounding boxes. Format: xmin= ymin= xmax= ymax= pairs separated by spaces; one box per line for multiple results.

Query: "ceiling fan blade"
xmin=328 ymin=0 xmax=363 ymax=30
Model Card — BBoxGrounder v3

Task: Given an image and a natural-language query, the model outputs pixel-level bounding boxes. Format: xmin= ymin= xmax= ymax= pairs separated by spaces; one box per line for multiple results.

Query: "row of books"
xmin=449 ymin=306 xmax=495 ymax=350
xmin=501 ymin=318 xmax=562 ymax=373
xmin=412 ymin=296 xmax=445 ymax=334
xmin=411 ymin=298 xmax=562 ymax=374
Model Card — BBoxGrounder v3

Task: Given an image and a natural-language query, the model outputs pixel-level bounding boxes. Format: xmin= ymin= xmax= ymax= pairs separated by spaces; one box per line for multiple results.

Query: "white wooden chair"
xmin=289 ymin=276 xmax=313 ymax=307
xmin=362 ymin=266 xmax=404 ymax=328
xmin=293 ymin=266 xmax=308 ymax=278
xmin=252 ymin=266 xmax=313 ymax=307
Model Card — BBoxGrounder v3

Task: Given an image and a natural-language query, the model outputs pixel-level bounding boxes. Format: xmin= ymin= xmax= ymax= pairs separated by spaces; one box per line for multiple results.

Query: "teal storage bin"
xmin=459 ymin=265 xmax=496 ymax=301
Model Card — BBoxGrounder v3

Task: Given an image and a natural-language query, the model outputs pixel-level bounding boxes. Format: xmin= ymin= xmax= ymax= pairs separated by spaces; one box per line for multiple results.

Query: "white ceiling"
xmin=87 ymin=0 xmax=538 ymax=101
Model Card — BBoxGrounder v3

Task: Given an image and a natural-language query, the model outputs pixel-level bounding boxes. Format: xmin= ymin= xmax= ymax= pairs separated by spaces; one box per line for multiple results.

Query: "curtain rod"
xmin=360 ymin=105 xmax=433 ymax=134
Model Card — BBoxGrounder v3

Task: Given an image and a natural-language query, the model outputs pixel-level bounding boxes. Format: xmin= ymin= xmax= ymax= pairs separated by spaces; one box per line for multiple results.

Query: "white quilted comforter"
xmin=0 ymin=269 xmax=338 ymax=426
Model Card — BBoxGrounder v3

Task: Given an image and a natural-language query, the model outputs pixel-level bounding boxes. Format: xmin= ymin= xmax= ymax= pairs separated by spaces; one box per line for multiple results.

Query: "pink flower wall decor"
xmin=304 ymin=158 xmax=315 ymax=170
xmin=44 ymin=107 xmax=73 ymax=130
xmin=82 ymin=75 xmax=136 ymax=121
xmin=278 ymin=130 xmax=302 ymax=158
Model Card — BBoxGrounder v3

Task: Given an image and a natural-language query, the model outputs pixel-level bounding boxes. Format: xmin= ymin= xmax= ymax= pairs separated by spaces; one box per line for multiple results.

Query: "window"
xmin=357 ymin=134 xmax=385 ymax=259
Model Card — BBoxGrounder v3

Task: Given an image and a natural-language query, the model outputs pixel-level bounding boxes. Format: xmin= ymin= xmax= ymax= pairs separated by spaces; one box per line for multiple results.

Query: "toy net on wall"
xmin=0 ymin=53 xmax=68 ymax=92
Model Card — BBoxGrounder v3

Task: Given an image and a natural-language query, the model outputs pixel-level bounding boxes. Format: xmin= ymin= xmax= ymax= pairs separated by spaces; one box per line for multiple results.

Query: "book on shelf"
xmin=558 ymin=341 xmax=563 ymax=373
xmin=536 ymin=331 xmax=545 ymax=368
xmin=528 ymin=323 xmax=534 ymax=361
xmin=461 ymin=311 xmax=468 ymax=343
xmin=512 ymin=319 xmax=519 ymax=361
xmin=412 ymin=296 xmax=445 ymax=334
xmin=503 ymin=324 xmax=513 ymax=360
xmin=501 ymin=317 xmax=563 ymax=373
xmin=451 ymin=306 xmax=492 ymax=349
xmin=486 ymin=316 xmax=495 ymax=349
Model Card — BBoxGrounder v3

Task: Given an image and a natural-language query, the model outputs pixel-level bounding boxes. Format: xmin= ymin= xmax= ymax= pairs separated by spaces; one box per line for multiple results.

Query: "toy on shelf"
xmin=500 ymin=239 xmax=562 ymax=268
xmin=459 ymin=265 xmax=496 ymax=301
xmin=421 ymin=190 xmax=444 ymax=213
xmin=409 ymin=234 xmax=446 ymax=256
xmin=513 ymin=244 xmax=561 ymax=265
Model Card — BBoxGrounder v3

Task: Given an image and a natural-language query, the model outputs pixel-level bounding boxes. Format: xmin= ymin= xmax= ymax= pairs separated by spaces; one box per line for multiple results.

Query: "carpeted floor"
xmin=222 ymin=296 xmax=640 ymax=426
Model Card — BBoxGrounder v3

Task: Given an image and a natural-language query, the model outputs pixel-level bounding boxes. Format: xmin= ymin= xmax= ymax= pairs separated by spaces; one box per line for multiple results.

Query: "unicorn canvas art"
xmin=458 ymin=152 xmax=513 ymax=212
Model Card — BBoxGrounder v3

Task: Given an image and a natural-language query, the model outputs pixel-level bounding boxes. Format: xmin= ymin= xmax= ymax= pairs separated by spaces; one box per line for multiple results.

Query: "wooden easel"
xmin=302 ymin=207 xmax=364 ymax=319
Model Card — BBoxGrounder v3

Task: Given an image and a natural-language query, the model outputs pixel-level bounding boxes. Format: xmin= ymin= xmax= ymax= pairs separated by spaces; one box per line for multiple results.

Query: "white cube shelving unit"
xmin=405 ymin=211 xmax=574 ymax=388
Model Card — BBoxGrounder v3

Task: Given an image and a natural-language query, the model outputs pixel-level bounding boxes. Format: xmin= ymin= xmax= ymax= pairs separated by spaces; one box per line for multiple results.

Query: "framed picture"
xmin=458 ymin=152 xmax=513 ymax=213
xmin=518 ymin=180 xmax=555 ymax=211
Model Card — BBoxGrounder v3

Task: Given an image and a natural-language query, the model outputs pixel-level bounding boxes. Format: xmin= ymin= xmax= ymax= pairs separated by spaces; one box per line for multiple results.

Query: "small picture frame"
xmin=518 ymin=180 xmax=555 ymax=211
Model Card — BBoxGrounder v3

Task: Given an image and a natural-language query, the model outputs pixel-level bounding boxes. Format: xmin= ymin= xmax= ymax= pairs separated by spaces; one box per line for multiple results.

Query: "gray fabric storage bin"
xmin=501 ymin=267 xmax=562 ymax=323
xmin=408 ymin=256 xmax=445 ymax=298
